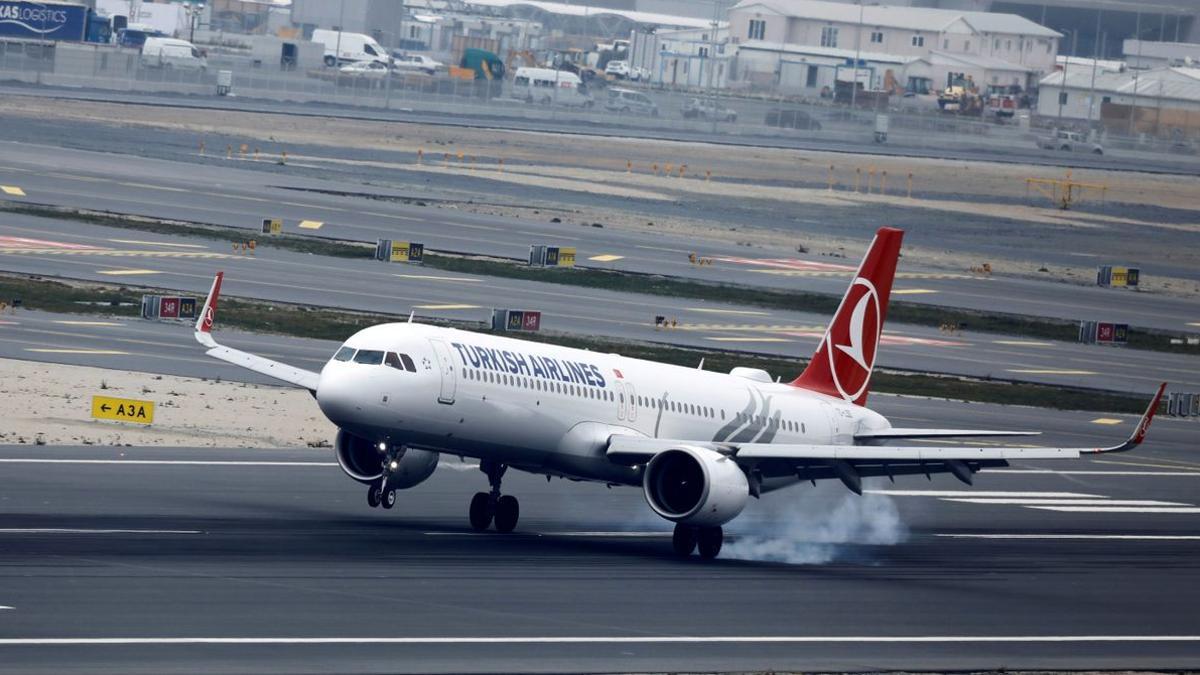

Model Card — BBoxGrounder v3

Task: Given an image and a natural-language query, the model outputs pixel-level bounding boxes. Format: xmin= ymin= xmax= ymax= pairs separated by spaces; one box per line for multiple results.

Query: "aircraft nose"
xmin=316 ymin=366 xmax=361 ymax=425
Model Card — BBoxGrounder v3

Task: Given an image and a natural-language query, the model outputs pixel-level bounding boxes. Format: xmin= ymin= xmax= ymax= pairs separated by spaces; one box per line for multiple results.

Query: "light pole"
xmin=849 ymin=0 xmax=864 ymax=111
xmin=1055 ymin=28 xmax=1076 ymax=124
xmin=1085 ymin=9 xmax=1101 ymax=130
xmin=334 ymin=0 xmax=345 ymax=67
xmin=1128 ymin=11 xmax=1142 ymax=136
xmin=706 ymin=0 xmax=721 ymax=134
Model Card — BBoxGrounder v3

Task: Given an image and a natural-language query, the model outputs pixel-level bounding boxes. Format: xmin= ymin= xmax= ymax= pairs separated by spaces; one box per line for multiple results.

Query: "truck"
xmin=0 ymin=1 xmax=116 ymax=43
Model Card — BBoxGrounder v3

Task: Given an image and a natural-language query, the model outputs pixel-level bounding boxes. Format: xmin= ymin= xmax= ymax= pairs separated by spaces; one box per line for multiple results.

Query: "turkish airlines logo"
xmin=201 ymin=306 xmax=215 ymax=332
xmin=827 ymin=277 xmax=881 ymax=402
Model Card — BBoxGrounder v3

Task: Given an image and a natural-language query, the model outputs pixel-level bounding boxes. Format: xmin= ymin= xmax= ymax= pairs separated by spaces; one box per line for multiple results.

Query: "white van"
xmin=311 ymin=29 xmax=389 ymax=67
xmin=140 ymin=37 xmax=207 ymax=71
xmin=512 ymin=67 xmax=593 ymax=107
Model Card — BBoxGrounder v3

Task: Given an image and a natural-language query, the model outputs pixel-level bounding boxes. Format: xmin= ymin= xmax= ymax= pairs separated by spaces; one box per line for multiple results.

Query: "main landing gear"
xmin=469 ymin=460 xmax=520 ymax=533
xmin=673 ymin=523 xmax=723 ymax=559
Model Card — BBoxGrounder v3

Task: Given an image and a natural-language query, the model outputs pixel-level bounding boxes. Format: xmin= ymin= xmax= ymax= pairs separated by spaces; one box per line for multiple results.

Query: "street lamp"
xmin=850 ymin=0 xmax=864 ymax=111
xmin=1055 ymin=28 xmax=1077 ymax=124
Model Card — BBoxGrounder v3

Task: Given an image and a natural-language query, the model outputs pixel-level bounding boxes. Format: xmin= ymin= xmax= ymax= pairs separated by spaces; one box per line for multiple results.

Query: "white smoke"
xmin=721 ymin=482 xmax=907 ymax=564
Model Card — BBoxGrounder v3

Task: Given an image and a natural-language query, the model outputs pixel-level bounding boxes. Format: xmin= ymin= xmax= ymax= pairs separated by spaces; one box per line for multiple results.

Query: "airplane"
xmin=193 ymin=226 xmax=1166 ymax=559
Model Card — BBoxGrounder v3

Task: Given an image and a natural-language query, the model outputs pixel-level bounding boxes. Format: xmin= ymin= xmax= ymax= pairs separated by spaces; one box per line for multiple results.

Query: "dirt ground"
xmin=1 ymin=358 xmax=332 ymax=448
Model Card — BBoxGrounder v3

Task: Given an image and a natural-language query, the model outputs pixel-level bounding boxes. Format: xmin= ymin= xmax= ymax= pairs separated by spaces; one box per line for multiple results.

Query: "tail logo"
xmin=201 ymin=306 xmax=215 ymax=332
xmin=828 ymin=277 xmax=881 ymax=402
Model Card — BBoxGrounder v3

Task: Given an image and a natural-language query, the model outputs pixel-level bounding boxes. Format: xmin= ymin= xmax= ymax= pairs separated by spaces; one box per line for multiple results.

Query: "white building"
xmin=1037 ymin=66 xmax=1200 ymax=132
xmin=1123 ymin=39 xmax=1200 ymax=70
xmin=727 ymin=0 xmax=1059 ymax=91
xmin=629 ymin=25 xmax=731 ymax=88
xmin=732 ymin=41 xmax=906 ymax=93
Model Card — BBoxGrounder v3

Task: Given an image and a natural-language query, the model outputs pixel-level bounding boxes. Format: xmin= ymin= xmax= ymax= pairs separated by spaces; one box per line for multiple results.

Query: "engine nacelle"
xmin=334 ymin=429 xmax=438 ymax=488
xmin=642 ymin=446 xmax=749 ymax=527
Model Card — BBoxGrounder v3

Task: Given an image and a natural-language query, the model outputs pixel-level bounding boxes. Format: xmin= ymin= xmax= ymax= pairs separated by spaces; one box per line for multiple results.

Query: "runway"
xmin=1 ymin=132 xmax=1198 ymax=334
xmin=0 ymin=432 xmax=1197 ymax=673
xmin=3 ymin=265 xmax=1197 ymax=396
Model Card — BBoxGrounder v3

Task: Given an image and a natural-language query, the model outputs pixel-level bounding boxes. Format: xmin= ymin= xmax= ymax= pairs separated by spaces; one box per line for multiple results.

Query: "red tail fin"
xmin=790 ymin=227 xmax=903 ymax=406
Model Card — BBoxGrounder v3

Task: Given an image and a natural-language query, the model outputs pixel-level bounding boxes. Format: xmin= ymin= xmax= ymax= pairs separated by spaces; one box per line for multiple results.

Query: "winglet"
xmin=1088 ymin=382 xmax=1167 ymax=454
xmin=194 ymin=272 xmax=223 ymax=347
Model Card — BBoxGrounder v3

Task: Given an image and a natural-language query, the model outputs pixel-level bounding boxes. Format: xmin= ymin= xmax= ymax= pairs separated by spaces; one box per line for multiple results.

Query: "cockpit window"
xmin=333 ymin=346 xmax=356 ymax=362
xmin=399 ymin=353 xmax=417 ymax=372
xmin=352 ymin=349 xmax=384 ymax=365
xmin=384 ymin=352 xmax=419 ymax=372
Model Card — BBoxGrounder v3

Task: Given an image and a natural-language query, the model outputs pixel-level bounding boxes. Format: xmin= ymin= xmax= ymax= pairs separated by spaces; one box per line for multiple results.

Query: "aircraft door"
xmin=625 ymin=382 xmax=637 ymax=422
xmin=428 ymin=339 xmax=456 ymax=404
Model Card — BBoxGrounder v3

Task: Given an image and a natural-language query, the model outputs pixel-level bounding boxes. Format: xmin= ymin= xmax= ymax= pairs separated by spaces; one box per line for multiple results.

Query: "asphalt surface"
xmin=4 ymin=82 xmax=1199 ymax=176
xmin=0 ymin=424 xmax=1197 ymax=673
xmin=2 ymin=231 xmax=1196 ymax=395
xmin=0 ymin=139 xmax=1197 ymax=335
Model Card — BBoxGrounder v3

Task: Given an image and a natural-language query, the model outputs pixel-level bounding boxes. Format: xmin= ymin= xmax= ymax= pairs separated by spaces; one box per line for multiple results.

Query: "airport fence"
xmin=0 ymin=42 xmax=1196 ymax=166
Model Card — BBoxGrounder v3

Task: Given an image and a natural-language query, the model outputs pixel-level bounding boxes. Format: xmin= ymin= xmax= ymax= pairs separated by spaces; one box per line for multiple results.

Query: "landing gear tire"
xmin=367 ymin=486 xmax=381 ymax=508
xmin=494 ymin=495 xmax=520 ymax=533
xmin=381 ymin=489 xmax=396 ymax=509
xmin=672 ymin=523 xmax=697 ymax=557
xmin=469 ymin=491 xmax=494 ymax=531
xmin=697 ymin=526 xmax=723 ymax=560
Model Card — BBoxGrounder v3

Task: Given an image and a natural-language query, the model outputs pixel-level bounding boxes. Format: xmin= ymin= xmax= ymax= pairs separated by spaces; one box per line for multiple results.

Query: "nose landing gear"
xmin=469 ymin=460 xmax=520 ymax=533
xmin=366 ymin=443 xmax=402 ymax=510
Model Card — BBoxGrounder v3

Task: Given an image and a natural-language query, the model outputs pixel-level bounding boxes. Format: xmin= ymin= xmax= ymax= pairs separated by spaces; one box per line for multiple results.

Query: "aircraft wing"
xmin=607 ymin=383 xmax=1166 ymax=489
xmin=192 ymin=273 xmax=321 ymax=393
xmin=853 ymin=428 xmax=1040 ymax=441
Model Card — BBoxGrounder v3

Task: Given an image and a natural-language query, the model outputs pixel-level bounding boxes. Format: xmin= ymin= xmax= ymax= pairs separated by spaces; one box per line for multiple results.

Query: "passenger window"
xmin=353 ymin=350 xmax=384 ymax=365
xmin=333 ymin=346 xmax=356 ymax=362
xmin=400 ymin=354 xmax=416 ymax=372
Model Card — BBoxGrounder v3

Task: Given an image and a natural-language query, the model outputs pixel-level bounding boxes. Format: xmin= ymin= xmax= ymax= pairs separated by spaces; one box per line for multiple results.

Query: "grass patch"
xmin=0 ymin=273 xmax=1151 ymax=414
xmin=5 ymin=201 xmax=1194 ymax=354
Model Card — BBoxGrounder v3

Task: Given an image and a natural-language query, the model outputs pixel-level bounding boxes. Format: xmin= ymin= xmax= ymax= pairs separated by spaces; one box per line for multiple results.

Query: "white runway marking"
xmin=0 ymin=529 xmax=201 ymax=535
xmin=937 ymin=534 xmax=1200 ymax=541
xmin=1029 ymin=506 xmax=1200 ymax=514
xmin=982 ymin=469 xmax=1200 ymax=477
xmin=866 ymin=490 xmax=1101 ymax=499
xmin=0 ymin=606 xmax=12 ymax=610
xmin=0 ymin=459 xmax=334 ymax=467
xmin=0 ymin=635 xmax=1197 ymax=646
xmin=942 ymin=498 xmax=1187 ymax=506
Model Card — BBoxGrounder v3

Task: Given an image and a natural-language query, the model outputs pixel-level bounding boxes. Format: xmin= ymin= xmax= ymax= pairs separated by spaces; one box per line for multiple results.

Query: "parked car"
xmin=605 ymin=87 xmax=658 ymax=116
xmin=512 ymin=67 xmax=593 ymax=108
xmin=605 ymin=60 xmax=630 ymax=79
xmin=764 ymin=109 xmax=822 ymax=130
xmin=339 ymin=60 xmax=390 ymax=78
xmin=1037 ymin=129 xmax=1103 ymax=154
xmin=392 ymin=53 xmax=442 ymax=75
xmin=629 ymin=66 xmax=651 ymax=82
xmin=681 ymin=97 xmax=737 ymax=122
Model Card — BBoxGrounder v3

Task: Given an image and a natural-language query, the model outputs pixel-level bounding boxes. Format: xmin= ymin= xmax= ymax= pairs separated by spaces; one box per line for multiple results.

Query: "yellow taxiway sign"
xmin=91 ymin=395 xmax=155 ymax=425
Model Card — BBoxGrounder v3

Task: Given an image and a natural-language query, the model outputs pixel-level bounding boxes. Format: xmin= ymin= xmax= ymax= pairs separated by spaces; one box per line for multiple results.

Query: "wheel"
xmin=697 ymin=526 xmax=723 ymax=560
xmin=469 ymin=491 xmax=493 ymax=531
xmin=367 ymin=486 xmax=380 ymax=508
xmin=324 ymin=55 xmax=336 ymax=67
xmin=672 ymin=523 xmax=697 ymax=557
xmin=494 ymin=495 xmax=519 ymax=533
xmin=1060 ymin=145 xmax=1071 ymax=152
xmin=381 ymin=489 xmax=396 ymax=509
xmin=621 ymin=106 xmax=630 ymax=114
xmin=1093 ymin=148 xmax=1104 ymax=155
xmin=541 ymin=95 xmax=552 ymax=105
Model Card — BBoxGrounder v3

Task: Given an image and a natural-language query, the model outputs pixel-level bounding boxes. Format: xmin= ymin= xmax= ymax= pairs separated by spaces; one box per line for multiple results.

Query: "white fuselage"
xmin=315 ymin=323 xmax=890 ymax=486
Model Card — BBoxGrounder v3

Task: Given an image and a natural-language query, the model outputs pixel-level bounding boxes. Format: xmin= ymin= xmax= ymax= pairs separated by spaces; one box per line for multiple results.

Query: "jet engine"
xmin=334 ymin=429 xmax=438 ymax=488
xmin=642 ymin=446 xmax=749 ymax=527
